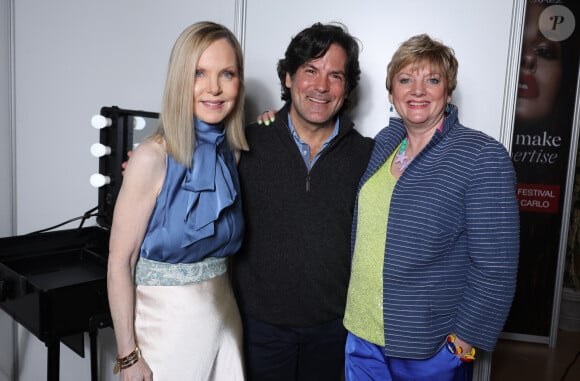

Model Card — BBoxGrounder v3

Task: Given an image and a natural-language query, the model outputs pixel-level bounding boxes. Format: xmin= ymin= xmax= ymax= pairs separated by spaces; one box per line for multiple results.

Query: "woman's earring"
xmin=445 ymin=103 xmax=451 ymax=114
xmin=389 ymin=104 xmax=394 ymax=113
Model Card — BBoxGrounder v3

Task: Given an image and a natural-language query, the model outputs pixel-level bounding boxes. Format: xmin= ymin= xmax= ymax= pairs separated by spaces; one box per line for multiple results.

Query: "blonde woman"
xmin=107 ymin=22 xmax=248 ymax=381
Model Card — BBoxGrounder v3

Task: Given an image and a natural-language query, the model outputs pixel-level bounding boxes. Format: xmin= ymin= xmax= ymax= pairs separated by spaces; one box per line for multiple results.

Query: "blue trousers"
xmin=345 ymin=333 xmax=473 ymax=381
xmin=242 ymin=316 xmax=347 ymax=381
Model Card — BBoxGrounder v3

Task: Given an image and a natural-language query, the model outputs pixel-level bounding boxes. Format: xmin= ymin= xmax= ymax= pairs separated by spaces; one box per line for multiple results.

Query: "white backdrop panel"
xmin=244 ymin=0 xmax=515 ymax=140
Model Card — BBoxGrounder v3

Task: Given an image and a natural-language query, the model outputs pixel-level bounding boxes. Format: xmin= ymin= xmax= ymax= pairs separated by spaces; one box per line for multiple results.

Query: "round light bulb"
xmin=89 ymin=173 xmax=111 ymax=188
xmin=91 ymin=115 xmax=112 ymax=129
xmin=133 ymin=116 xmax=146 ymax=130
xmin=90 ymin=143 xmax=111 ymax=157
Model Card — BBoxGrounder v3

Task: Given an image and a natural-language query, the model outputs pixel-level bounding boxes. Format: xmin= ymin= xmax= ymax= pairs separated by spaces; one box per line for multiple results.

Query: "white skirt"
xmin=135 ymin=272 xmax=244 ymax=380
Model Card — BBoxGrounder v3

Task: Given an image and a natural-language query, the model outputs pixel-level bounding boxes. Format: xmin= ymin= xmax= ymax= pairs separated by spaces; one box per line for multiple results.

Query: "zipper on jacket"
xmin=304 ymin=137 xmax=341 ymax=192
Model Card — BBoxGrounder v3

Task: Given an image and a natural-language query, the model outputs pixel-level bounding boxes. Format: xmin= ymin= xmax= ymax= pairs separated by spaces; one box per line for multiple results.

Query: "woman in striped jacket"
xmin=343 ymin=34 xmax=519 ymax=381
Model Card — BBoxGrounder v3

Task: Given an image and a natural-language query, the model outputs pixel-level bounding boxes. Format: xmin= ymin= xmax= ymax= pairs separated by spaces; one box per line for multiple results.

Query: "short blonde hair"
xmin=386 ymin=34 xmax=458 ymax=96
xmin=158 ymin=21 xmax=248 ymax=167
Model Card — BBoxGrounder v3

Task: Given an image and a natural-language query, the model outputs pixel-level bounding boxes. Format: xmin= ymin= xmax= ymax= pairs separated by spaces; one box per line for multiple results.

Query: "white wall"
xmin=13 ymin=0 xmax=240 ymax=235
xmin=0 ymin=0 xmax=13 ymax=238
xmin=0 ymin=1 xmax=14 ymax=380
xmin=244 ymin=0 xmax=518 ymax=141
xmin=1 ymin=0 xmax=522 ymax=380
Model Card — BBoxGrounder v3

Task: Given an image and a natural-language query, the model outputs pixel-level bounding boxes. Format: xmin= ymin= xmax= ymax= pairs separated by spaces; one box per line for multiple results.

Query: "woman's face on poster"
xmin=516 ymin=4 xmax=563 ymax=123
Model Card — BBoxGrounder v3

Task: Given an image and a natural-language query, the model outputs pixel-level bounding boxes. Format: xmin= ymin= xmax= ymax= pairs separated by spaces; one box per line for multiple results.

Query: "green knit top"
xmin=344 ymin=150 xmax=397 ymax=345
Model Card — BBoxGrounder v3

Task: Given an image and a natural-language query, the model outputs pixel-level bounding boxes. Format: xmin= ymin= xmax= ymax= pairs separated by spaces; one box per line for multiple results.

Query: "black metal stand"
xmin=47 ymin=339 xmax=60 ymax=381
xmin=89 ymin=313 xmax=111 ymax=381
xmin=89 ymin=329 xmax=98 ymax=381
xmin=43 ymin=312 xmax=111 ymax=381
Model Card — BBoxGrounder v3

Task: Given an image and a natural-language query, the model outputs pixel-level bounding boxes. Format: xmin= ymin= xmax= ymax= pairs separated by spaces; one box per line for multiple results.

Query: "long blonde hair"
xmin=157 ymin=21 xmax=248 ymax=167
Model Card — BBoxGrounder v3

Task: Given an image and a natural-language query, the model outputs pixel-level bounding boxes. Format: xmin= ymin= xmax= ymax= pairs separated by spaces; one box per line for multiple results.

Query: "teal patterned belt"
xmin=135 ymin=256 xmax=227 ymax=286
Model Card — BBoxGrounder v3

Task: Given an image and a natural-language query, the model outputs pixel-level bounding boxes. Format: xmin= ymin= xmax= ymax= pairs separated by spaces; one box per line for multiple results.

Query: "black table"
xmin=0 ymin=226 xmax=111 ymax=381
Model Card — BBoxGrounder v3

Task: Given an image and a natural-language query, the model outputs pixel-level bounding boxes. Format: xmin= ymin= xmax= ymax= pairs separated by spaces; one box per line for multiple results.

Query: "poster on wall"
xmin=505 ymin=0 xmax=579 ymax=338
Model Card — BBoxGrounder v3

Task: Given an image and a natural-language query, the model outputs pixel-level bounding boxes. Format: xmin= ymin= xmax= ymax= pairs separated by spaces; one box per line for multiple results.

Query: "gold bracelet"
xmin=113 ymin=347 xmax=141 ymax=374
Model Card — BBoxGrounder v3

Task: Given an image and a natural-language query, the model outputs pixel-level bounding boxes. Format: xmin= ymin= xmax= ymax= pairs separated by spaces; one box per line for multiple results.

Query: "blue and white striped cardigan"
xmin=350 ymin=104 xmax=519 ymax=358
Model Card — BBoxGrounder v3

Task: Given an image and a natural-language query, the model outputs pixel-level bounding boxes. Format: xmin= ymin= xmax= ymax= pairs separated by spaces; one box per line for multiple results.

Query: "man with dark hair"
xmin=233 ymin=23 xmax=374 ymax=380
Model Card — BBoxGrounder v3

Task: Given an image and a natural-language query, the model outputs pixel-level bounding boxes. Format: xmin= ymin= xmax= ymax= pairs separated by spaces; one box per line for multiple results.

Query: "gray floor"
xmin=491 ymin=330 xmax=580 ymax=380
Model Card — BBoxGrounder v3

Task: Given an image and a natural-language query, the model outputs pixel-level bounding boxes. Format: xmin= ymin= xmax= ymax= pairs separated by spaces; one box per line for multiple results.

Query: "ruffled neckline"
xmin=180 ymin=119 xmax=236 ymax=247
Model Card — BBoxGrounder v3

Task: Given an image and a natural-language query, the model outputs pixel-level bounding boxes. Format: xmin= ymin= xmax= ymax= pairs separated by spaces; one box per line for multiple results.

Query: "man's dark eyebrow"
xmin=301 ymin=62 xmax=346 ymax=78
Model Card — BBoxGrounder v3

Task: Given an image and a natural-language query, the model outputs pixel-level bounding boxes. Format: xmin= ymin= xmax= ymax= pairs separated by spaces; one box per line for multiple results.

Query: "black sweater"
xmin=233 ymin=104 xmax=374 ymax=327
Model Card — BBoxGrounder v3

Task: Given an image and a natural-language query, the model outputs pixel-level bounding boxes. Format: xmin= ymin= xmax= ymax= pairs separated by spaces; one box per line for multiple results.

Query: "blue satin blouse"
xmin=139 ymin=119 xmax=244 ymax=264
